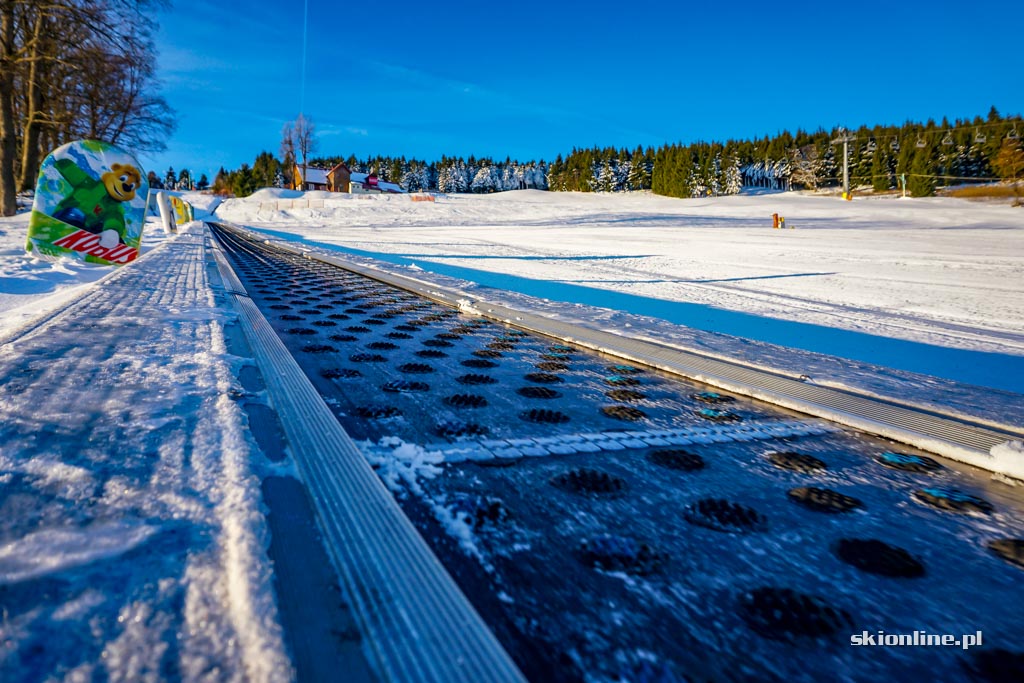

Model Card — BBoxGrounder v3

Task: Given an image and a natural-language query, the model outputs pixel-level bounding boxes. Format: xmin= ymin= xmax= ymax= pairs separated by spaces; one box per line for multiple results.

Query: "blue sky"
xmin=146 ymin=1 xmax=1023 ymax=181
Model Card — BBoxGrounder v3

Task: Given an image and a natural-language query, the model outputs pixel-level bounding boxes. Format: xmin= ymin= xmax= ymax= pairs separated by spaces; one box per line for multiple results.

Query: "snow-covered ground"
xmin=0 ymin=196 xmax=293 ymax=682
xmin=217 ymin=189 xmax=1024 ymax=424
xmin=1 ymin=187 xmax=1022 ymax=680
xmin=0 ymin=192 xmax=220 ymax=338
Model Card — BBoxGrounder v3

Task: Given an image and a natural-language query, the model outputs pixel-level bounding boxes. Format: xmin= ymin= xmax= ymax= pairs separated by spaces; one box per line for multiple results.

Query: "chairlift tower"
xmin=831 ymin=128 xmax=857 ymax=198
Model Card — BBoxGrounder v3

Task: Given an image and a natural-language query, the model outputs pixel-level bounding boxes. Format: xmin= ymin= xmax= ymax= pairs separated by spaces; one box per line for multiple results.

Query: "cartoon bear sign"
xmin=169 ymin=194 xmax=194 ymax=226
xmin=26 ymin=139 xmax=149 ymax=265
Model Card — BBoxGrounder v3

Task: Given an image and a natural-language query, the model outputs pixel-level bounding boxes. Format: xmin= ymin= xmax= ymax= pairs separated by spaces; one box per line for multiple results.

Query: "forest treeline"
xmin=0 ymin=0 xmax=175 ymax=216
xmin=641 ymin=107 xmax=1023 ymax=199
xmin=220 ymin=108 xmax=1022 ymax=200
xmin=212 ymin=153 xmax=550 ymax=197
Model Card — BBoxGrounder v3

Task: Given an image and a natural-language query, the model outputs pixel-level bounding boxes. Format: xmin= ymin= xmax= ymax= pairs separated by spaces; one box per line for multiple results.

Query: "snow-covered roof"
xmin=300 ymin=167 xmax=328 ymax=185
xmin=350 ymin=172 xmax=406 ymax=193
xmin=378 ymin=181 xmax=405 ymax=193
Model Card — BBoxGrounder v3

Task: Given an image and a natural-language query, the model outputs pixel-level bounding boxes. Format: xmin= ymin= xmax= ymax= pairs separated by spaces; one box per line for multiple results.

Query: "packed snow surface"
xmin=0 ymin=225 xmax=292 ymax=682
xmin=0 ymin=191 xmax=216 ymax=336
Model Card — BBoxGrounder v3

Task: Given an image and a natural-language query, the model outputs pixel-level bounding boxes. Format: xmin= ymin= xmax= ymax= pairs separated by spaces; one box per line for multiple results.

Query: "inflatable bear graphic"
xmin=26 ymin=139 xmax=149 ymax=265
xmin=52 ymin=160 xmax=142 ymax=248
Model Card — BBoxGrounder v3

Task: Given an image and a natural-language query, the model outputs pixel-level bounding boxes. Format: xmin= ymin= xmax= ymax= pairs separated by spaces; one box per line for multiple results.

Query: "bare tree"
xmin=279 ymin=121 xmax=295 ymax=188
xmin=293 ymin=113 xmax=317 ymax=190
xmin=0 ymin=1 xmax=23 ymax=215
xmin=0 ymin=0 xmax=175 ymax=216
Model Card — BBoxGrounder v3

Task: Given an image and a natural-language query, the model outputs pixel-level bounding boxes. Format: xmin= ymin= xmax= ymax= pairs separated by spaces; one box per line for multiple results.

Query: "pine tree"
xmin=211 ymin=167 xmax=229 ymax=194
xmin=907 ymin=144 xmax=936 ymax=197
xmin=626 ymin=146 xmax=646 ymax=190
xmin=449 ymin=161 xmax=467 ymax=193
xmin=252 ymin=151 xmax=280 ymax=189
xmin=870 ymin=147 xmax=892 ymax=191
xmin=230 ymin=163 xmax=256 ymax=197
xmin=724 ymin=155 xmax=742 ymax=194
xmin=390 ymin=157 xmax=405 ymax=184
xmin=437 ymin=163 xmax=450 ymax=193
xmin=598 ymin=161 xmax=615 ymax=192
xmin=471 ymin=165 xmax=495 ymax=193
xmin=992 ymin=138 xmax=1024 ymax=180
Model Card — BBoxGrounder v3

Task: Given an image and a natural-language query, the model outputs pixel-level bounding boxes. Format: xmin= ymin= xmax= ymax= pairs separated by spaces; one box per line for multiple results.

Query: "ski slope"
xmin=0 ymin=188 xmax=1022 ymax=681
xmin=216 ymin=189 xmax=1024 ymax=422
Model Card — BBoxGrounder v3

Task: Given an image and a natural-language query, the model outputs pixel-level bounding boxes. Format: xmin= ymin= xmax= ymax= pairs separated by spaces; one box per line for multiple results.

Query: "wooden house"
xmin=292 ymin=165 xmax=329 ymax=191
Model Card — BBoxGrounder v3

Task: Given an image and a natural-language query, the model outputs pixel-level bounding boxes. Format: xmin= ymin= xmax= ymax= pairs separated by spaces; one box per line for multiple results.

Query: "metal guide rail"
xmin=206 ymin=226 xmax=527 ymax=683
xmin=208 ymin=221 xmax=1024 ymax=682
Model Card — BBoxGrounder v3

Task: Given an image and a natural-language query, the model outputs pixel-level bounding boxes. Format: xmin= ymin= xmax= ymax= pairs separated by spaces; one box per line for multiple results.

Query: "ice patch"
xmin=0 ymin=520 xmax=156 ymax=584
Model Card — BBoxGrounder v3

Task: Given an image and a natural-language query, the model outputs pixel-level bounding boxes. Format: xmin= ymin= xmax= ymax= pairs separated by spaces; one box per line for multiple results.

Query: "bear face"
xmin=102 ymin=163 xmax=142 ymax=202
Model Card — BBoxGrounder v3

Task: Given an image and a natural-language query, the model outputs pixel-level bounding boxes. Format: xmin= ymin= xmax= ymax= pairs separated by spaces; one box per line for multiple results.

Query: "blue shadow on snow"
xmin=254 ymin=229 xmax=1024 ymax=393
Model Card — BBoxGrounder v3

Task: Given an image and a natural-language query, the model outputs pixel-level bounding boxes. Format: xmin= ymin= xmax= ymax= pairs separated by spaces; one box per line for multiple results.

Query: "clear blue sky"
xmin=145 ymin=0 xmax=1023 ymax=181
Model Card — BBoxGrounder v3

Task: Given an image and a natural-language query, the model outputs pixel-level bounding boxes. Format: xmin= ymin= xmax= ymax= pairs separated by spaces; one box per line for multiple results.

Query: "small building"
xmin=293 ymin=162 xmax=407 ymax=194
xmin=350 ymin=172 xmax=406 ymax=194
xmin=326 ymin=163 xmax=351 ymax=192
xmin=293 ymin=165 xmax=329 ymax=191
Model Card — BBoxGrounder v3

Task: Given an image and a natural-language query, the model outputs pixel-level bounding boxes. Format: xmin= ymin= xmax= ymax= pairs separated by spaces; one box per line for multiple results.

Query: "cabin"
xmin=293 ymin=163 xmax=406 ymax=194
xmin=350 ymin=172 xmax=405 ymax=194
xmin=326 ymin=163 xmax=351 ymax=192
xmin=292 ymin=165 xmax=329 ymax=191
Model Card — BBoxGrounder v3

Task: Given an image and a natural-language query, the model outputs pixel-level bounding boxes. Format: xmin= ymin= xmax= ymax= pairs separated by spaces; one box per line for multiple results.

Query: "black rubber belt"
xmin=207 ymin=225 xmax=527 ymax=683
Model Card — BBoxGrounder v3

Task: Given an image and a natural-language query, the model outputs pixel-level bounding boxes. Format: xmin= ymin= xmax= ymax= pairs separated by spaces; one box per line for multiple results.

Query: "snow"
xmin=991 ymin=440 xmax=1024 ymax=475
xmin=360 ymin=436 xmax=444 ymax=495
xmin=0 ymin=189 xmax=228 ymax=336
xmin=215 ymin=189 xmax=1024 ymax=425
xmin=0 ymin=521 xmax=157 ymax=584
xmin=0 ymin=212 xmax=173 ymax=336
xmin=177 ymin=191 xmax=224 ymax=215
xmin=0 ymin=225 xmax=292 ymax=682
xmin=300 ymin=167 xmax=329 ymax=185
xmin=248 ymin=187 xmax=304 ymax=201
xmin=1 ymin=186 xmax=1022 ymax=679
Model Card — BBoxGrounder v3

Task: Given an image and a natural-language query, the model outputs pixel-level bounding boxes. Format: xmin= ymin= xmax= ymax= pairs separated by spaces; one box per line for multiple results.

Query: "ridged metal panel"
xmin=207 ymin=227 xmax=527 ymax=683
xmin=210 ymin=222 xmax=1023 ymax=479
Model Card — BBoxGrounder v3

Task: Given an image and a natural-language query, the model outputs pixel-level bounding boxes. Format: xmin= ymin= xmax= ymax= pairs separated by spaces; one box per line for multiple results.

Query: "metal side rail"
xmin=205 ymin=226 xmax=527 ymax=683
xmin=209 ymin=221 xmax=1024 ymax=481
